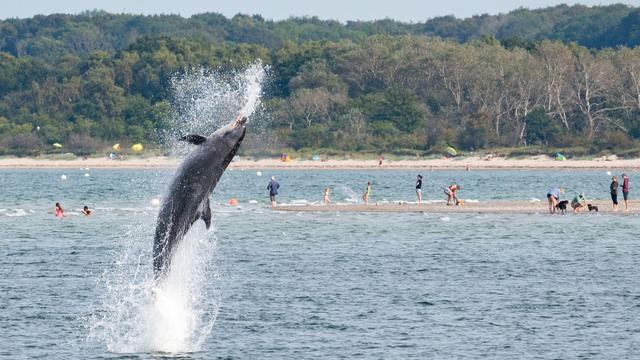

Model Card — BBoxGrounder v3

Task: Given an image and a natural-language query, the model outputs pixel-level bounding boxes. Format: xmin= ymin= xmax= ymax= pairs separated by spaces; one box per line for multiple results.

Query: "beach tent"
xmin=112 ymin=143 xmax=121 ymax=151
xmin=131 ymin=143 xmax=144 ymax=152
xmin=52 ymin=143 xmax=62 ymax=149
xmin=446 ymin=147 xmax=458 ymax=156
xmin=555 ymin=153 xmax=566 ymax=161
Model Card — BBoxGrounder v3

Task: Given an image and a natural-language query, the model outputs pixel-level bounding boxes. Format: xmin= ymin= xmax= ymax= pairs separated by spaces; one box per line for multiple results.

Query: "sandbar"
xmin=275 ymin=200 xmax=640 ymax=214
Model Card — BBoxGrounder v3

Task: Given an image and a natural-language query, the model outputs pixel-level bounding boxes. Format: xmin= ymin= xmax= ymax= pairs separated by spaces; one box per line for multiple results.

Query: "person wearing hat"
xmin=622 ymin=173 xmax=630 ymax=212
xmin=416 ymin=175 xmax=423 ymax=204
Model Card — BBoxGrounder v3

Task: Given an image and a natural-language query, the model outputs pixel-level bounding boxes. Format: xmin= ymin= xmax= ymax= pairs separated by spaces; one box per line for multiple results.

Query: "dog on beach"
xmin=556 ymin=200 xmax=569 ymax=214
xmin=588 ymin=204 xmax=599 ymax=212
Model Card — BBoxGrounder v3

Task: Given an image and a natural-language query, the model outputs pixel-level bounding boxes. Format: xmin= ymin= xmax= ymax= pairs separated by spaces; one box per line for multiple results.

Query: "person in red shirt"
xmin=622 ymin=173 xmax=630 ymax=212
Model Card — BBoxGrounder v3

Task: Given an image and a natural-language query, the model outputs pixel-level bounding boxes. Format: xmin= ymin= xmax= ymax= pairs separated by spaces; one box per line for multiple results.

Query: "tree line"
xmin=1 ymin=6 xmax=640 ymax=155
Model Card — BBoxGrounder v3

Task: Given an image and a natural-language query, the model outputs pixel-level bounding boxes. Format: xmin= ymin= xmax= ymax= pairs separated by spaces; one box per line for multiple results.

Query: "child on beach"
xmin=571 ymin=193 xmax=587 ymax=213
xmin=54 ymin=202 xmax=64 ymax=217
xmin=445 ymin=184 xmax=461 ymax=205
xmin=363 ymin=182 xmax=372 ymax=204
xmin=610 ymin=176 xmax=619 ymax=212
xmin=323 ymin=188 xmax=331 ymax=205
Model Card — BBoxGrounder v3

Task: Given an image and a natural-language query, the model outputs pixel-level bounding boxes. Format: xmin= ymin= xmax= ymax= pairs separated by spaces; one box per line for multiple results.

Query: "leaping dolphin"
xmin=153 ymin=115 xmax=247 ymax=277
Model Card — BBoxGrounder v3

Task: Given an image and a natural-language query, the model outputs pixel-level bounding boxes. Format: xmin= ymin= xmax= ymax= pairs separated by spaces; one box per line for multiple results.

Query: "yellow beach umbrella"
xmin=52 ymin=143 xmax=62 ymax=149
xmin=131 ymin=143 xmax=144 ymax=152
xmin=446 ymin=146 xmax=457 ymax=156
xmin=112 ymin=143 xmax=121 ymax=151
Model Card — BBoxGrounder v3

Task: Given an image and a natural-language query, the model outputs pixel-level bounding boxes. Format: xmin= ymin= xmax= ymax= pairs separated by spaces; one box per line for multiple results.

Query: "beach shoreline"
xmin=0 ymin=155 xmax=639 ymax=170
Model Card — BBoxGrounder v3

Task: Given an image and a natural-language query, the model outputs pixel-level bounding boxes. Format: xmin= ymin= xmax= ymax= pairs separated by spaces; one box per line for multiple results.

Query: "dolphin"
xmin=153 ymin=115 xmax=247 ymax=277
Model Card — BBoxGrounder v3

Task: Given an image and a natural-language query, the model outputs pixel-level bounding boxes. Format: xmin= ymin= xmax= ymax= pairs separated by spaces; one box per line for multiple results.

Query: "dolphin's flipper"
xmin=202 ymin=198 xmax=212 ymax=229
xmin=179 ymin=134 xmax=208 ymax=145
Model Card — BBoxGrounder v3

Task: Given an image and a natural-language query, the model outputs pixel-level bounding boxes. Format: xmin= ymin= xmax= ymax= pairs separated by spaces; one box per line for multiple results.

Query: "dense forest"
xmin=2 ymin=4 xmax=640 ymax=156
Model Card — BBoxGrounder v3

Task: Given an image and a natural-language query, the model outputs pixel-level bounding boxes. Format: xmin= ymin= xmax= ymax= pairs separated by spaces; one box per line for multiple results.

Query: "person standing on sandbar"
xmin=416 ymin=175 xmax=423 ymax=204
xmin=267 ymin=176 xmax=280 ymax=208
xmin=622 ymin=173 xmax=630 ymax=212
xmin=363 ymin=181 xmax=372 ymax=205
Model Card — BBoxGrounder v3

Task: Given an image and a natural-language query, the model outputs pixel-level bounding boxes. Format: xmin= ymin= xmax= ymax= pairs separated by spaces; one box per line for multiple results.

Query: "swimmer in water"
xmin=82 ymin=205 xmax=92 ymax=216
xmin=323 ymin=188 xmax=331 ymax=205
xmin=54 ymin=202 xmax=64 ymax=217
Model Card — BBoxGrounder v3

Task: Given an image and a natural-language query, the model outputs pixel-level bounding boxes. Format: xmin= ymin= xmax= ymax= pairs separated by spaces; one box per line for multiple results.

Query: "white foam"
xmin=440 ymin=216 xmax=451 ymax=222
xmin=248 ymin=200 xmax=258 ymax=204
xmin=89 ymin=221 xmax=220 ymax=354
xmin=6 ymin=209 xmax=27 ymax=217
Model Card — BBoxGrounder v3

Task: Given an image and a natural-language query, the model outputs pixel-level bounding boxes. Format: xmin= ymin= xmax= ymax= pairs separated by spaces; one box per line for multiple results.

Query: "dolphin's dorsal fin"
xmin=202 ymin=198 xmax=212 ymax=229
xmin=179 ymin=134 xmax=207 ymax=145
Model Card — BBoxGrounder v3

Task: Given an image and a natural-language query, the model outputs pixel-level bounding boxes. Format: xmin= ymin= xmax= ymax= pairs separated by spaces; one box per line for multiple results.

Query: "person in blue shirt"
xmin=267 ymin=176 xmax=280 ymax=207
xmin=547 ymin=187 xmax=564 ymax=214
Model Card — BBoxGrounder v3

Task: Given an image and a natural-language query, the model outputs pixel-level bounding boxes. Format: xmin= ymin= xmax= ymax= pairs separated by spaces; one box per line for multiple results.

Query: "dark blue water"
xmin=1 ymin=169 xmax=639 ymax=359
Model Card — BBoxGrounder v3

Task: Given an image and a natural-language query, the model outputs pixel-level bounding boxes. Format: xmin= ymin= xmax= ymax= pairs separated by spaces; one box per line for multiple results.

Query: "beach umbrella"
xmin=112 ymin=143 xmax=121 ymax=151
xmin=446 ymin=147 xmax=458 ymax=156
xmin=52 ymin=143 xmax=62 ymax=149
xmin=555 ymin=153 xmax=566 ymax=161
xmin=131 ymin=143 xmax=144 ymax=152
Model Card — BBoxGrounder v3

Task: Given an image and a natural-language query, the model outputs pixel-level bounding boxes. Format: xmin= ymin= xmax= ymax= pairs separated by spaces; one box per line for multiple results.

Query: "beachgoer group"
xmin=53 ymin=202 xmax=92 ymax=217
xmin=547 ymin=173 xmax=630 ymax=214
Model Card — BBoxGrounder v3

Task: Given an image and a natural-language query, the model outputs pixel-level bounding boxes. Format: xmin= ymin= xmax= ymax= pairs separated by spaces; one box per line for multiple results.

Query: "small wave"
xmin=248 ymin=200 xmax=258 ymax=204
xmin=440 ymin=216 xmax=451 ymax=222
xmin=530 ymin=198 xmax=541 ymax=202
xmin=465 ymin=199 xmax=480 ymax=203
xmin=6 ymin=209 xmax=27 ymax=217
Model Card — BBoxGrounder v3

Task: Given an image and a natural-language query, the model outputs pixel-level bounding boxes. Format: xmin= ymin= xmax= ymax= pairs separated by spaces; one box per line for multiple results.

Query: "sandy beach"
xmin=276 ymin=200 xmax=640 ymax=214
xmin=1 ymin=155 xmax=640 ymax=170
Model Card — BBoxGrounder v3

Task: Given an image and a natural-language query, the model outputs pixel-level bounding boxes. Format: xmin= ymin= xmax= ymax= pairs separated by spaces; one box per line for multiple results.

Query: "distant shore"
xmin=0 ymin=155 xmax=640 ymax=170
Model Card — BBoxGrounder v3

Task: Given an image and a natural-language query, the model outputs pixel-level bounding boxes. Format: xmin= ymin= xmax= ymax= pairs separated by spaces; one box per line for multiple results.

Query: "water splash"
xmin=88 ymin=221 xmax=220 ymax=354
xmin=165 ymin=60 xmax=267 ymax=154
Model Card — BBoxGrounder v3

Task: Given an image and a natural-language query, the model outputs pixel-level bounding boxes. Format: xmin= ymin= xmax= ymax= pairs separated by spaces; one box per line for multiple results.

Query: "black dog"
xmin=556 ymin=200 xmax=569 ymax=214
xmin=588 ymin=204 xmax=599 ymax=212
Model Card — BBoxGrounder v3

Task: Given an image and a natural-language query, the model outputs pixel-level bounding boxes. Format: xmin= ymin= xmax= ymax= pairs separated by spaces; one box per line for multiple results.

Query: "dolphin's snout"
xmin=234 ymin=116 xmax=248 ymax=128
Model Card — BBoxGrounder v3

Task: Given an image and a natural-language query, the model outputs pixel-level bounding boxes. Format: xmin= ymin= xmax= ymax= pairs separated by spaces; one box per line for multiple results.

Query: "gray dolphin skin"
xmin=153 ymin=115 xmax=247 ymax=277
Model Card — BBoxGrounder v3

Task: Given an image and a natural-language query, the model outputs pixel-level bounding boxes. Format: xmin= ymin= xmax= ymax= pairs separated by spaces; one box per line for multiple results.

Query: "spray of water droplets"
xmin=88 ymin=61 xmax=267 ymax=354
xmin=163 ymin=60 xmax=267 ymax=154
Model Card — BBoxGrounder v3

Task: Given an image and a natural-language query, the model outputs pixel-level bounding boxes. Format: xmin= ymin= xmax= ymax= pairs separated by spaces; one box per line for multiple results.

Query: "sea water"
xmin=1 ymin=169 xmax=640 ymax=359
